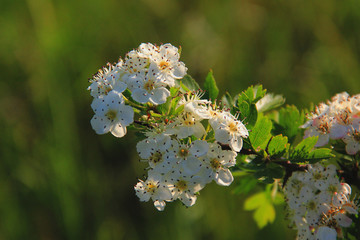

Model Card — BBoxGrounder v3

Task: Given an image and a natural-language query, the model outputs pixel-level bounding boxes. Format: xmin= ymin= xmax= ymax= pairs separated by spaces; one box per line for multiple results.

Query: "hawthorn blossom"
xmin=88 ymin=62 xmax=127 ymax=98
xmin=213 ymin=112 xmax=249 ymax=152
xmin=90 ymin=91 xmax=134 ymax=138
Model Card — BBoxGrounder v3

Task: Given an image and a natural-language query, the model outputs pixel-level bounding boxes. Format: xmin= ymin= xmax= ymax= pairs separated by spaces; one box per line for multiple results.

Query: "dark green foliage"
xmin=272 ymin=105 xmax=306 ymax=143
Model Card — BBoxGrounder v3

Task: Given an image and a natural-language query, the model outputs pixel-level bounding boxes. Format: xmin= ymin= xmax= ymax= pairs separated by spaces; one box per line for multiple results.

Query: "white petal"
xmin=230 ymin=136 xmax=243 ymax=152
xmin=180 ymin=192 xmax=196 ymax=207
xmin=150 ymin=87 xmax=170 ymax=105
xmin=329 ymin=124 xmax=347 ymax=139
xmin=190 ymin=140 xmax=209 ymax=157
xmin=153 ymin=200 xmax=166 ymax=211
xmin=172 ymin=62 xmax=187 ymax=79
xmin=132 ymin=88 xmax=150 ymax=103
xmin=136 ymin=139 xmax=156 ymax=159
xmin=315 ymin=226 xmax=337 ymax=240
xmin=315 ymin=133 xmax=329 ymax=147
xmin=118 ymin=105 xmax=134 ymax=126
xmin=215 ymin=169 xmax=233 ymax=186
xmin=113 ymin=80 xmax=127 ymax=93
xmin=215 ymin=128 xmax=230 ymax=144
xmin=176 ymin=126 xmax=193 ymax=139
xmin=180 ymin=157 xmax=201 ymax=175
xmin=192 ymin=122 xmax=206 ymax=139
xmin=335 ymin=213 xmax=353 ymax=227
xmin=90 ymin=115 xmax=110 ymax=135
xmin=110 ymin=123 xmax=127 ymax=138
xmin=345 ymin=141 xmax=360 ymax=155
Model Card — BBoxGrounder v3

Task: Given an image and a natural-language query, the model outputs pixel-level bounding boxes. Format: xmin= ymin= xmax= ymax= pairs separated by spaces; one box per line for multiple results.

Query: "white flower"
xmin=127 ymin=65 xmax=170 ymax=105
xmin=302 ymin=164 xmax=338 ymax=191
xmin=164 ymin=140 xmax=208 ymax=176
xmin=302 ymin=114 xmax=332 ymax=147
xmin=136 ymin=136 xmax=174 ymax=174
xmin=88 ymin=62 xmax=127 ymax=98
xmin=90 ymin=91 xmax=134 ymax=138
xmin=167 ymin=170 xmax=205 ymax=207
xmin=170 ymin=111 xmax=206 ymax=139
xmin=201 ymin=142 xmax=237 ymax=186
xmin=123 ymin=50 xmax=150 ymax=75
xmin=342 ymin=123 xmax=360 ymax=155
xmin=140 ymin=43 xmax=187 ymax=86
xmin=214 ymin=112 xmax=249 ymax=152
xmin=178 ymin=91 xmax=211 ymax=120
xmin=134 ymin=171 xmax=172 ymax=211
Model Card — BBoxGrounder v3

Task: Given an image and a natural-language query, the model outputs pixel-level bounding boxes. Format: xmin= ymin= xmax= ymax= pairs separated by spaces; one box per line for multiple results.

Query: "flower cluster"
xmin=301 ymin=92 xmax=360 ymax=154
xmin=88 ymin=43 xmax=188 ymax=138
xmin=134 ymin=92 xmax=248 ymax=210
xmin=284 ymin=163 xmax=359 ymax=240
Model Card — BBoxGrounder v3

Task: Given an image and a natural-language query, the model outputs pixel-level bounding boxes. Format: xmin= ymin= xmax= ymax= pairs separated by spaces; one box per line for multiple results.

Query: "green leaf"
xmin=267 ymin=135 xmax=289 ymax=157
xmin=236 ymin=101 xmax=258 ymax=128
xmin=203 ymin=70 xmax=219 ymax=101
xmin=290 ymin=136 xmax=334 ymax=162
xmin=244 ymin=192 xmax=266 ymax=211
xmin=290 ymin=136 xmax=318 ymax=159
xmin=254 ymin=202 xmax=275 ymax=228
xmin=244 ymin=192 xmax=275 ymax=229
xmin=273 ymin=105 xmax=306 ymax=142
xmin=249 ymin=115 xmax=272 ymax=152
xmin=179 ymin=75 xmax=200 ymax=92
xmin=308 ymin=148 xmax=334 ymax=163
xmin=238 ymin=85 xmax=267 ymax=104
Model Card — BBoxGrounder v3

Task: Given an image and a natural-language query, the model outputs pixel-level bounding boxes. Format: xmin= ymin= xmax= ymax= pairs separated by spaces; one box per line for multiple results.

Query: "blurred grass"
xmin=1 ymin=0 xmax=360 ymax=239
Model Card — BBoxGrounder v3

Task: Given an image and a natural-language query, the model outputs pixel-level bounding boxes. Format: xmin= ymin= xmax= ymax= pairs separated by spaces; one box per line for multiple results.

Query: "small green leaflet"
xmin=273 ymin=105 xmax=306 ymax=142
xmin=267 ymin=135 xmax=289 ymax=157
xmin=249 ymin=115 xmax=272 ymax=152
xmin=203 ymin=70 xmax=219 ymax=101
xmin=238 ymin=85 xmax=267 ymax=104
xmin=244 ymin=192 xmax=275 ymax=229
xmin=290 ymin=136 xmax=334 ymax=163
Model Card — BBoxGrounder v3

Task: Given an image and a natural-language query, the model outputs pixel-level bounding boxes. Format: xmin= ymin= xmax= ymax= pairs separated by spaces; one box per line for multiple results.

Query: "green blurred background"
xmin=1 ymin=0 xmax=360 ymax=239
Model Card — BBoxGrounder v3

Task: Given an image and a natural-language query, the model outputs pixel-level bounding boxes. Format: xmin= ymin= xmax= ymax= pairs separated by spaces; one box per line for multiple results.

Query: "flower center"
xmin=146 ymin=182 xmax=157 ymax=193
xmin=210 ymin=158 xmax=221 ymax=170
xmin=149 ymin=152 xmax=162 ymax=164
xmin=106 ymin=109 xmax=117 ymax=120
xmin=144 ymin=79 xmax=155 ymax=92
xmin=175 ymin=180 xmax=188 ymax=191
xmin=313 ymin=172 xmax=323 ymax=180
xmin=307 ymin=200 xmax=317 ymax=211
xmin=353 ymin=130 xmax=360 ymax=142
xmin=159 ymin=61 xmax=170 ymax=70
xmin=178 ymin=147 xmax=189 ymax=158
xmin=228 ymin=121 xmax=238 ymax=133
xmin=327 ymin=184 xmax=338 ymax=194
xmin=183 ymin=113 xmax=195 ymax=126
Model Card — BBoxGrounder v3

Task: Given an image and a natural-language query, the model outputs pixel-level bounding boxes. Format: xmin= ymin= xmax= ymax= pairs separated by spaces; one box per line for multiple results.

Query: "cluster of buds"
xmin=284 ymin=163 xmax=358 ymax=240
xmin=134 ymin=92 xmax=249 ymax=210
xmin=301 ymin=92 xmax=360 ymax=155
